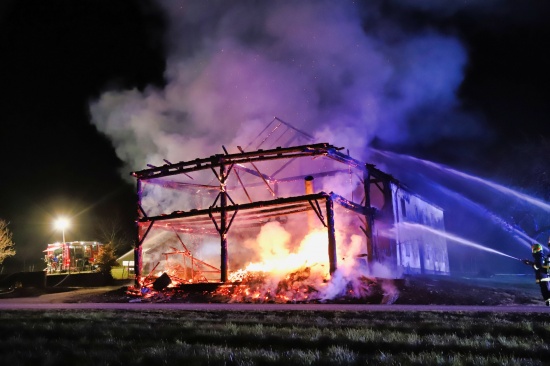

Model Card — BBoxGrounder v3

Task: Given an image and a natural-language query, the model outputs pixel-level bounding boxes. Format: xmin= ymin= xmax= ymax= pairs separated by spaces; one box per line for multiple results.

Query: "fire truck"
xmin=44 ymin=241 xmax=103 ymax=274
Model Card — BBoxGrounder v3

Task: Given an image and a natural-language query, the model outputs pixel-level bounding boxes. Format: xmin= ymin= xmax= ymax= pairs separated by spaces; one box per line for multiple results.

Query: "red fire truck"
xmin=44 ymin=241 xmax=103 ymax=274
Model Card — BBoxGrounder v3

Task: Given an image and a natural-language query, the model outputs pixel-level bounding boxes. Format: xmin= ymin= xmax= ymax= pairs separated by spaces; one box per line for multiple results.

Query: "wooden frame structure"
xmin=131 ymin=142 xmax=446 ymax=286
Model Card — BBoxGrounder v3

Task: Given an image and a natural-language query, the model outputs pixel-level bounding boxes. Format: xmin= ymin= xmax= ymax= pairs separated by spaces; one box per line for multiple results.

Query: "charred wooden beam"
xmin=329 ymin=193 xmax=374 ymax=216
xmin=326 ymin=196 xmax=337 ymax=275
xmin=131 ymin=143 xmax=338 ymax=180
xmin=137 ymin=193 xmax=331 ymax=223
xmin=237 ymin=146 xmax=276 ymax=197
xmin=135 ymin=179 xmax=143 ymax=286
xmin=219 ymin=163 xmax=229 ymax=282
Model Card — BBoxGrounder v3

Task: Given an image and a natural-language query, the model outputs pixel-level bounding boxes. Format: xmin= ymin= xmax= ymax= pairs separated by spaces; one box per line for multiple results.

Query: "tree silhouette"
xmin=95 ymin=214 xmax=133 ymax=254
xmin=0 ymin=219 xmax=16 ymax=265
xmin=94 ymin=243 xmax=119 ymax=281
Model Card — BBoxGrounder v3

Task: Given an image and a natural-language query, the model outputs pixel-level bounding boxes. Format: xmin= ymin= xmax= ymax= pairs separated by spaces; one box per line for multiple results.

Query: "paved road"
xmin=1 ymin=302 xmax=550 ymax=313
xmin=1 ymin=287 xmax=549 ymax=312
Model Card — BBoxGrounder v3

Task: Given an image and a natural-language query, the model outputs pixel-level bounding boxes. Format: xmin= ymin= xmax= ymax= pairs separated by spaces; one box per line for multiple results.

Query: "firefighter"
xmin=522 ymin=243 xmax=550 ymax=306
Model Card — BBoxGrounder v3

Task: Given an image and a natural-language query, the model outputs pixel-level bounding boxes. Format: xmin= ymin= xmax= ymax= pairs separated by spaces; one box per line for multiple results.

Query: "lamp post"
xmin=54 ymin=218 xmax=70 ymax=272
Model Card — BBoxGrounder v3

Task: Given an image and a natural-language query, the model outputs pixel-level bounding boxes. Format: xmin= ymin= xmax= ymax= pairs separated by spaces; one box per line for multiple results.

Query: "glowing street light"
xmin=54 ymin=217 xmax=70 ymax=243
xmin=54 ymin=217 xmax=71 ymax=273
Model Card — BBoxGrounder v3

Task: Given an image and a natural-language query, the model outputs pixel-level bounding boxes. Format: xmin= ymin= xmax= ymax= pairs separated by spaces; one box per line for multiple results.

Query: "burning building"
xmin=130 ymin=121 xmax=449 ymax=299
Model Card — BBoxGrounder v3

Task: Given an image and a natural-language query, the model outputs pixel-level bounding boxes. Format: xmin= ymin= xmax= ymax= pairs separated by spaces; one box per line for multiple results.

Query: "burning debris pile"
xmin=218 ymin=266 xmax=322 ymax=303
xmin=126 ymin=265 xmax=399 ymax=304
xmin=215 ymin=267 xmax=396 ymax=304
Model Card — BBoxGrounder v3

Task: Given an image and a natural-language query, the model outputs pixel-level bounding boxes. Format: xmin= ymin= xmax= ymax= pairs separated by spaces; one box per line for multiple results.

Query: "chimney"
xmin=305 ymin=176 xmax=315 ymax=229
xmin=304 ymin=175 xmax=314 ymax=195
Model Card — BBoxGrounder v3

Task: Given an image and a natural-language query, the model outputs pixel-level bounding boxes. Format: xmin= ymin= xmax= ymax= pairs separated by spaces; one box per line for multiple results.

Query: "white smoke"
xmin=89 ymin=0 xmax=479 ymax=174
xmin=89 ymin=1 xmax=486 ymax=300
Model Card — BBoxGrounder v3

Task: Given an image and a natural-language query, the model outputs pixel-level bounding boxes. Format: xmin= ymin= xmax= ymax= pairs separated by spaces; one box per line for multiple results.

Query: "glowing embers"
xmin=218 ymin=267 xmax=322 ymax=303
xmin=218 ymin=224 xmax=329 ymax=302
xmin=126 ymin=270 xmax=398 ymax=304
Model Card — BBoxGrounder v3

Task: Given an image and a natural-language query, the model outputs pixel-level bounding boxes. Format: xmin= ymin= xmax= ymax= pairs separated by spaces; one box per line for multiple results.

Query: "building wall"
xmin=391 ymin=184 xmax=450 ymax=275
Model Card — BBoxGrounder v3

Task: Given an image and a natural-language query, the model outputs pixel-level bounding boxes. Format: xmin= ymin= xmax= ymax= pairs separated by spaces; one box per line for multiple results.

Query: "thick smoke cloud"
xmin=89 ymin=0 xmax=481 ymax=174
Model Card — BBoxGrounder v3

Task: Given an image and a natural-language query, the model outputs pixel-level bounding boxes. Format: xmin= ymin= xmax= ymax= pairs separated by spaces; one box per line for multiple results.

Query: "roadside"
xmin=0 ymin=286 xmax=125 ymax=303
xmin=0 ymin=274 xmax=542 ymax=306
xmin=395 ymin=274 xmax=542 ymax=306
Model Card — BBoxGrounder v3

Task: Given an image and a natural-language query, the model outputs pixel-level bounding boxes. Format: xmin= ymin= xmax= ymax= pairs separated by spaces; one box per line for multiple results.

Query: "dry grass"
xmin=0 ymin=309 xmax=549 ymax=365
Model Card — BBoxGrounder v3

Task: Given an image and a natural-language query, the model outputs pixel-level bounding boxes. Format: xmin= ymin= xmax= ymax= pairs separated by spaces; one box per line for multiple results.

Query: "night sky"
xmin=1 ymin=0 xmax=549 ymax=272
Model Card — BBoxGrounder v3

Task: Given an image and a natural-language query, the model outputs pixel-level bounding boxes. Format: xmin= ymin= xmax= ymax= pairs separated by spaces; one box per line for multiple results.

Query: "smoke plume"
xmin=90 ymin=0 xmax=481 ymax=173
xmin=88 ymin=1 xmax=501 ymax=299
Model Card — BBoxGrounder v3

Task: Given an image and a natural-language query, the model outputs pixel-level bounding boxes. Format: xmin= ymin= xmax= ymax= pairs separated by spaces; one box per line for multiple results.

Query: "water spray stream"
xmin=484 ymin=209 xmax=537 ymax=250
xmin=373 ymin=149 xmax=550 ymax=212
xmin=420 ymin=179 xmax=536 ymax=250
xmin=397 ymin=222 xmax=523 ymax=261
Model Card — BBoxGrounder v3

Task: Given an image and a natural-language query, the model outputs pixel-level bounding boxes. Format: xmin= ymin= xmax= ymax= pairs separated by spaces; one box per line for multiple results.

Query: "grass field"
xmin=1 ymin=309 xmax=548 ymax=365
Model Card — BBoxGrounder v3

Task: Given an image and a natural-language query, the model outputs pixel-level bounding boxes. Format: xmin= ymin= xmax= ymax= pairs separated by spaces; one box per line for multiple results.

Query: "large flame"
xmin=239 ymin=224 xmax=329 ymax=276
xmin=129 ymin=220 xmax=399 ymax=304
xmin=220 ymin=223 xmax=331 ymax=303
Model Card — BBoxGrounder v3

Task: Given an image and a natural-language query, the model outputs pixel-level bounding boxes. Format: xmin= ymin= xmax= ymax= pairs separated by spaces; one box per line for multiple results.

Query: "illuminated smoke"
xmin=89 ymin=1 xmax=488 ymax=300
xmin=89 ymin=0 xmax=480 ymax=173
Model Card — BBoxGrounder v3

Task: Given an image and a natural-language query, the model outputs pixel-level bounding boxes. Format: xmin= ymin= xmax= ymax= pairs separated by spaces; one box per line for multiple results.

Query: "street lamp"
xmin=54 ymin=217 xmax=70 ymax=243
xmin=54 ymin=218 xmax=70 ymax=273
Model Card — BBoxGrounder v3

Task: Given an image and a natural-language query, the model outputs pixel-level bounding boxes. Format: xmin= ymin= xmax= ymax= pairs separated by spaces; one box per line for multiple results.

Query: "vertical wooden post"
xmin=364 ymin=167 xmax=374 ymax=263
xmin=326 ymin=197 xmax=337 ymax=275
xmin=134 ymin=179 xmax=143 ymax=287
xmin=220 ymin=163 xmax=228 ymax=283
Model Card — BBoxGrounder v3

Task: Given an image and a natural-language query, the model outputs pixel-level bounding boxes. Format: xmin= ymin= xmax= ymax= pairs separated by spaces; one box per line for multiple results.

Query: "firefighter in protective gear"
xmin=523 ymin=243 xmax=550 ymax=306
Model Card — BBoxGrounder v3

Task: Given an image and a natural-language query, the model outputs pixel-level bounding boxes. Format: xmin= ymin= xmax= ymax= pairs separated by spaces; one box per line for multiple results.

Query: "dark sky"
xmin=1 ymin=0 xmax=549 ymax=272
xmin=0 ymin=0 xmax=166 ymax=270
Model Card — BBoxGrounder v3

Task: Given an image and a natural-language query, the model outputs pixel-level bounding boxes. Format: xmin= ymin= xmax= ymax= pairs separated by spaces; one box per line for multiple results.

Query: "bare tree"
xmin=95 ymin=214 xmax=133 ymax=253
xmin=0 ymin=219 xmax=16 ymax=264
